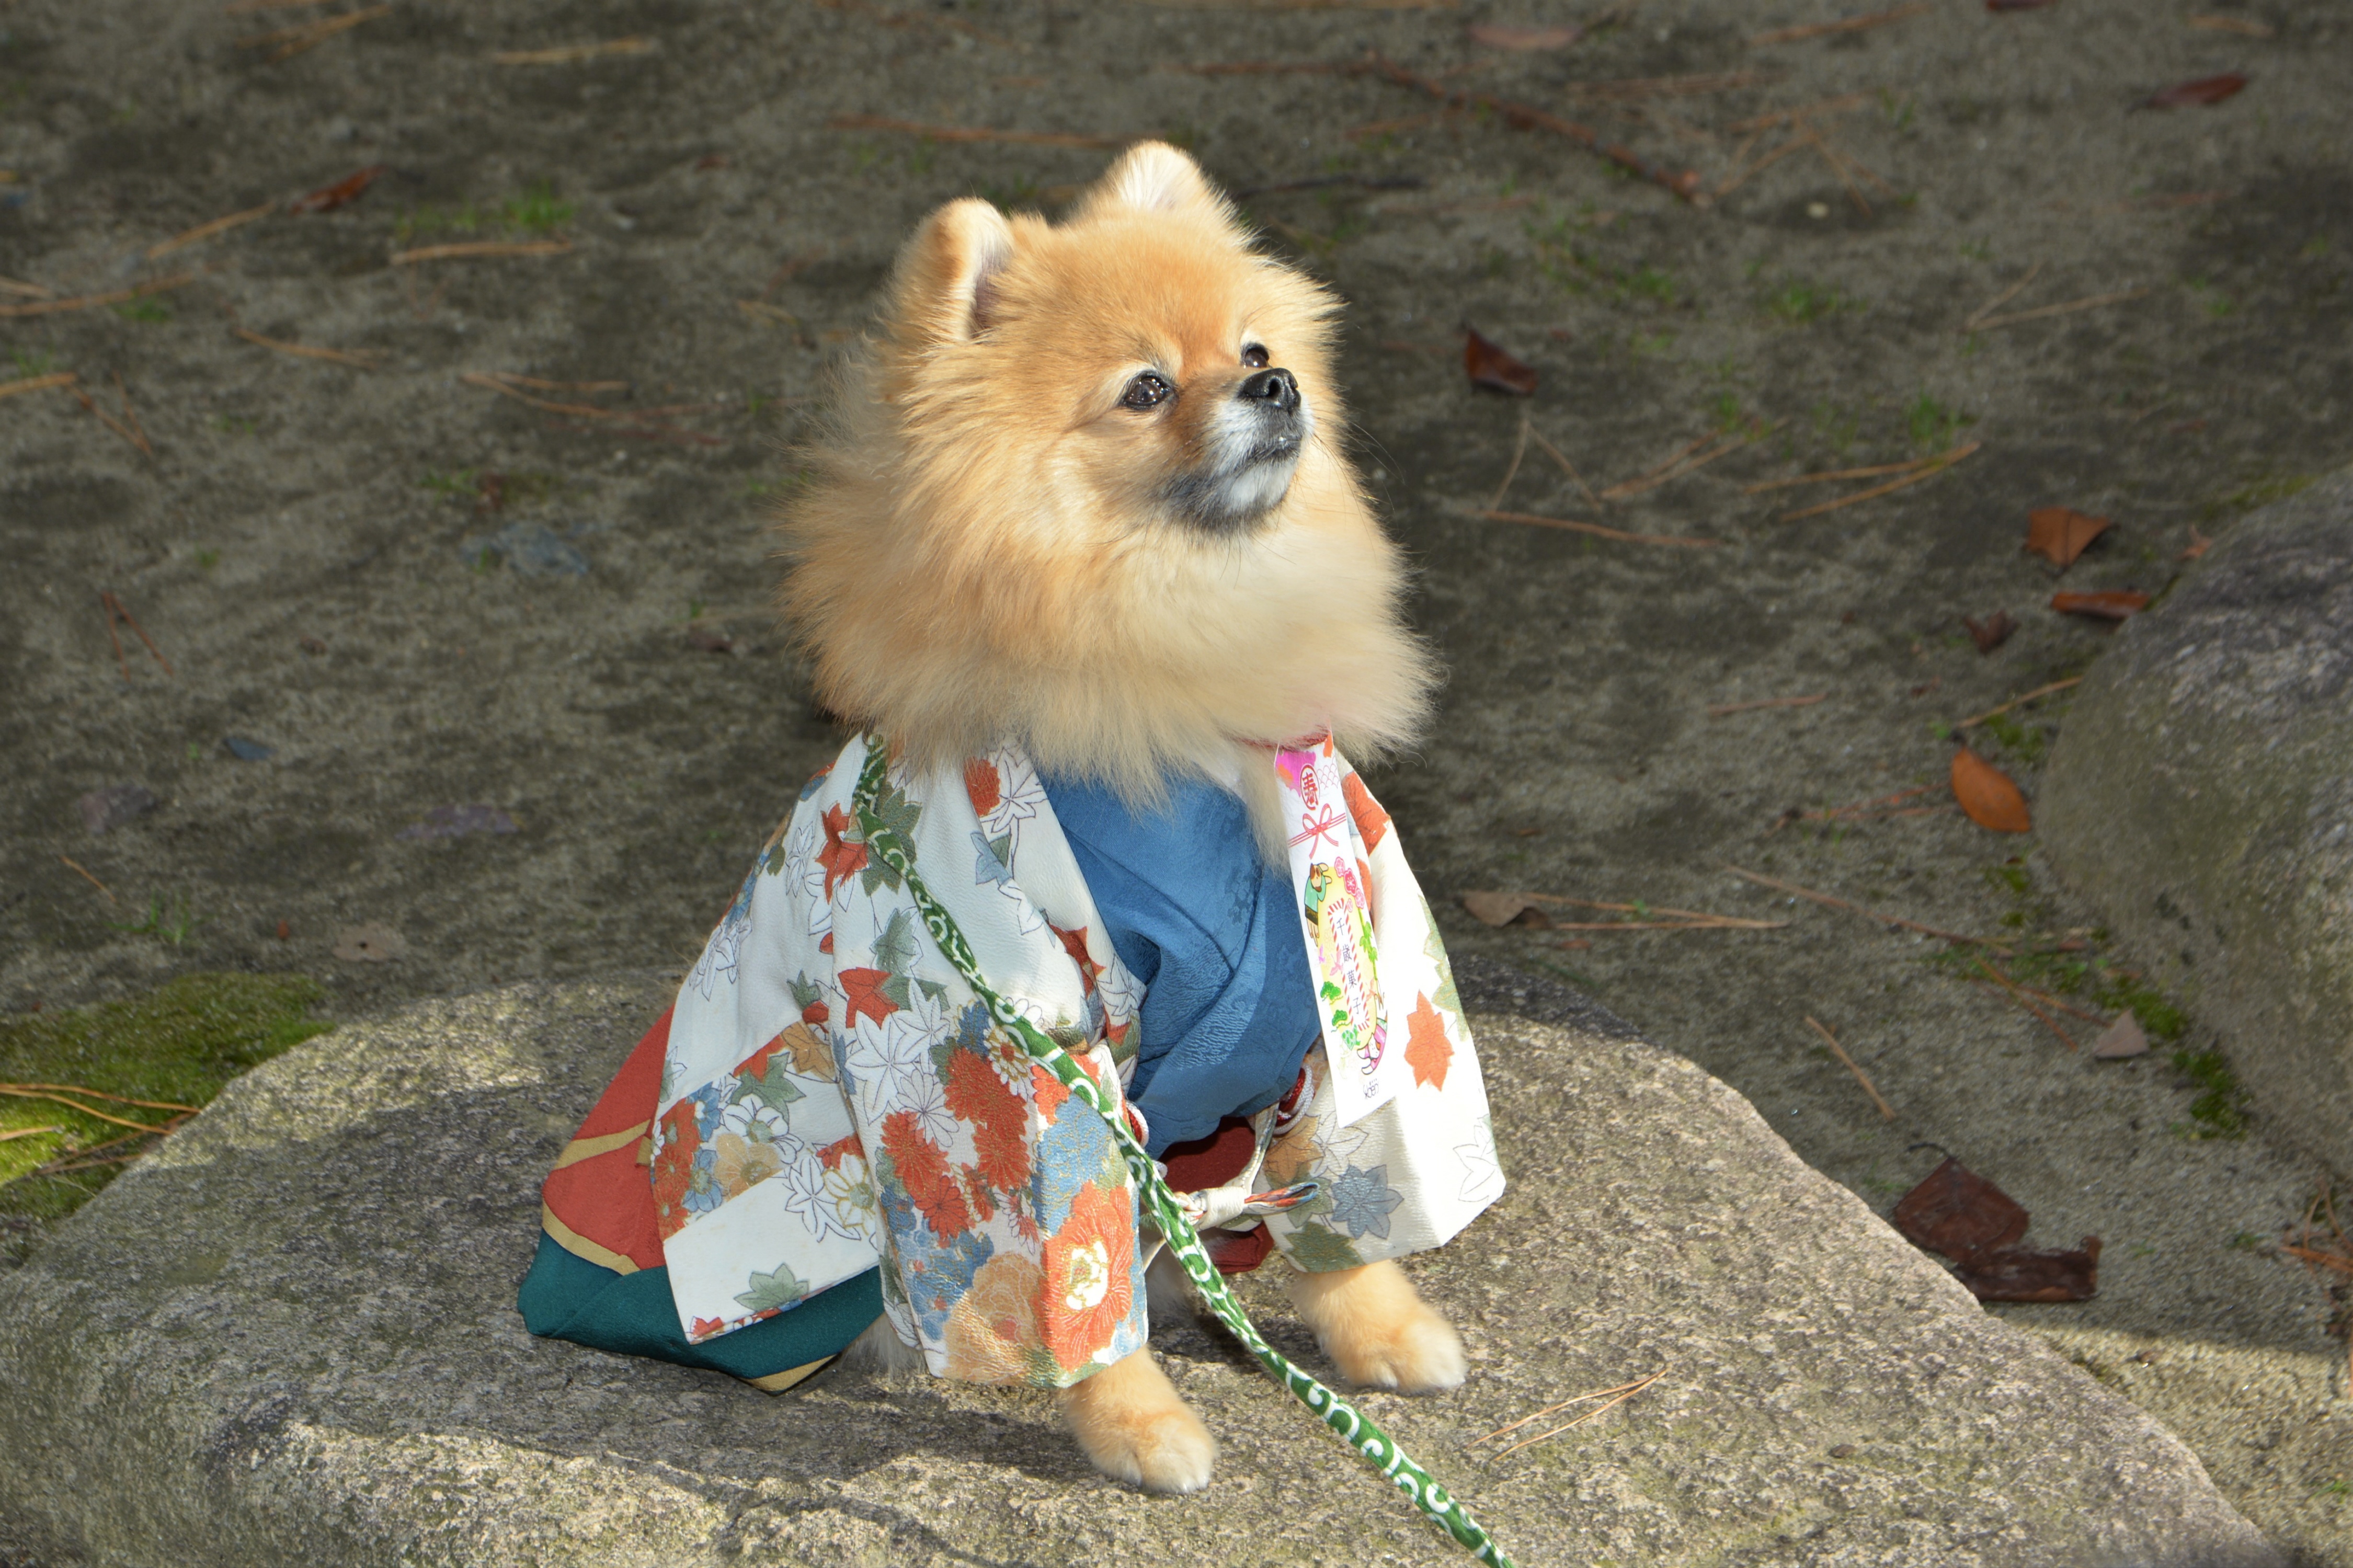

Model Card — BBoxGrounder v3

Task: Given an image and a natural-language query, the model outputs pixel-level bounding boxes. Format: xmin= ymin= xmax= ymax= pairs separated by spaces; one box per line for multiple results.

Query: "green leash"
xmin=852 ymin=743 xmax=1513 ymax=1566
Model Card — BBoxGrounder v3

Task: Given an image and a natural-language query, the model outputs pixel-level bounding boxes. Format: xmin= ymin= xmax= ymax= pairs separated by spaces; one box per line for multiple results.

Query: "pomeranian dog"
xmin=780 ymin=144 xmax=1467 ymax=1492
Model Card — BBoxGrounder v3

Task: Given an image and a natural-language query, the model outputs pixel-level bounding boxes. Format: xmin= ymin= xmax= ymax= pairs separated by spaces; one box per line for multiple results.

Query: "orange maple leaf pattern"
xmin=1403 ymin=991 xmax=1452 ymax=1091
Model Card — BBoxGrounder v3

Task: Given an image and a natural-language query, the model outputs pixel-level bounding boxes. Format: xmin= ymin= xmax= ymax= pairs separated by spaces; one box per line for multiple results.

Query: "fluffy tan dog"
xmin=779 ymin=143 xmax=1466 ymax=1493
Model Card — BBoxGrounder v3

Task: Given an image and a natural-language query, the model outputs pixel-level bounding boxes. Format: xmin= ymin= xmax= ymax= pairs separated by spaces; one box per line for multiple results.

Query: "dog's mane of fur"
xmin=777 ymin=145 xmax=1434 ymax=840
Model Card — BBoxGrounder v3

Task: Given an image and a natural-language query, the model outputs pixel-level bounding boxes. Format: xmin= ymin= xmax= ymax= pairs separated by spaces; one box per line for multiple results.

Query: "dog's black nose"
xmin=1237 ymin=367 xmax=1299 ymax=415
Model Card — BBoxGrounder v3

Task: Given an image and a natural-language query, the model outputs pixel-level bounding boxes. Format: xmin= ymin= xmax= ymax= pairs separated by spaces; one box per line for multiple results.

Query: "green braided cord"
xmin=852 ymin=743 xmax=1513 ymax=1567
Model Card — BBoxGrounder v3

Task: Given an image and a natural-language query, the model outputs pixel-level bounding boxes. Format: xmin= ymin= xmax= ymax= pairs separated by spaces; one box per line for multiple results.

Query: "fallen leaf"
xmin=289 ymin=164 xmax=390 ymax=214
xmin=2092 ymin=1012 xmax=2150 ymax=1058
xmin=1951 ymin=749 xmax=2031 ymax=833
xmin=333 ymin=924 xmax=407 ymax=962
xmin=2024 ymin=507 xmax=2111 ymax=567
xmin=396 ymin=804 xmax=518 ymax=841
xmin=1893 ymin=1158 xmax=2029 ymax=1260
xmin=2142 ymin=73 xmax=2248 ymax=110
xmin=1460 ymin=890 xmax=1551 ymax=928
xmin=2178 ymin=525 xmax=2211 ymax=560
xmin=2050 ymin=590 xmax=2150 ymax=620
xmin=687 ymin=626 xmax=738 ymax=654
xmin=1467 ymin=22 xmax=1582 ymax=49
xmin=1962 ymin=610 xmax=2015 ymax=653
xmin=1893 ymin=1157 xmax=2101 ymax=1301
xmin=274 ymin=919 xmax=292 ymax=941
xmin=1464 ymin=327 xmax=1538 ymax=397
xmin=78 ymin=781 xmax=157 ymax=834
xmin=1956 ymin=1236 xmax=2101 ymax=1301
xmin=222 ymin=736 xmax=276 ymax=762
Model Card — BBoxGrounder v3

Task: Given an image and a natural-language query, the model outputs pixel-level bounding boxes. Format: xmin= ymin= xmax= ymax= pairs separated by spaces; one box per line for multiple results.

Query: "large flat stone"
xmin=0 ymin=970 xmax=2278 ymax=1566
xmin=2041 ymin=472 xmax=2353 ymax=1170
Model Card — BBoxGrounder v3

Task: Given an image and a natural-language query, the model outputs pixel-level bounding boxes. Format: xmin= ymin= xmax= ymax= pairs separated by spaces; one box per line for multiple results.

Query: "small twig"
xmin=1723 ymin=865 xmax=2012 ymax=953
xmin=109 ymin=373 xmax=151 ymax=453
xmin=1483 ymin=410 xmax=1530 ymax=510
xmin=0 ymin=1127 xmax=64 ymax=1144
xmin=58 ymin=855 xmax=117 ymax=904
xmin=1747 ymin=3 xmax=1928 ymax=48
xmin=1977 ymin=957 xmax=2078 ymax=1049
xmin=825 ymin=113 xmax=1120 ymax=148
xmin=237 ymin=4 xmax=391 ymax=62
xmin=99 ymin=597 xmax=128 ymax=680
xmin=1805 ymin=1015 xmax=1895 ymax=1119
xmin=0 ymin=1087 xmax=179 ymax=1134
xmin=2279 ymin=1243 xmax=2353 ymax=1278
xmin=1708 ymin=693 xmax=1826 ymax=717
xmin=1801 ymin=129 xmax=1871 ymax=214
xmin=1969 ymin=289 xmax=2150 ymax=333
xmin=99 ymin=592 xmax=173 ymax=676
xmin=1960 ymin=260 xmax=2043 ymax=331
xmin=1562 ymin=72 xmax=1778 ymax=103
xmin=1600 ymin=426 xmax=1769 ymax=499
xmin=0 ymin=273 xmax=56 ymax=299
xmin=1954 ymin=677 xmax=2082 ymax=729
xmin=1714 ymin=132 xmax=1813 ymax=198
xmin=1604 ymin=431 xmax=1715 ymax=495
xmin=1478 ymin=510 xmax=1717 ymax=548
xmin=1477 ymin=1372 xmax=1666 ymax=1443
xmin=492 ymin=36 xmax=653 ymax=64
xmin=74 ymin=388 xmax=152 ymax=457
xmin=0 ymin=273 xmax=196 ymax=321
xmin=1777 ymin=441 xmax=1980 ymax=522
xmin=1743 ymin=454 xmax=1932 ymax=494
xmin=233 ymin=326 xmax=382 ymax=368
xmin=1492 ymin=1367 xmax=1669 ymax=1458
xmin=147 ymin=201 xmax=276 ymax=260
xmin=390 ymin=239 xmax=572 ymax=265
xmin=0 ymin=371 xmax=77 ymax=402
xmin=1969 ymin=978 xmax=2108 ymax=1026
xmin=1528 ymin=428 xmax=1601 ymax=507
xmin=1361 ymin=54 xmax=1705 ymax=204
xmin=2 ymin=1083 xmax=200 ymax=1113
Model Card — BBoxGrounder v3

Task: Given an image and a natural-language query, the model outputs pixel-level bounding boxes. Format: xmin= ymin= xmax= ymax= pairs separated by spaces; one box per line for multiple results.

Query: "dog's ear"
xmin=887 ymin=197 xmax=1017 ymax=346
xmin=1076 ymin=141 xmax=1235 ymax=227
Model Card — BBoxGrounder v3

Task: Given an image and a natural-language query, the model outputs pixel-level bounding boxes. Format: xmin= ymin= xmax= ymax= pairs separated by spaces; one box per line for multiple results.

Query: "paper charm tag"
xmin=1276 ymin=743 xmax=1406 ymax=1127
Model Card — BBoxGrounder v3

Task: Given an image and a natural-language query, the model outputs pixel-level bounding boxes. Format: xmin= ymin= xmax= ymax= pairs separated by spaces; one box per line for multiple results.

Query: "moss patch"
xmin=2169 ymin=1047 xmax=2250 ymax=1139
xmin=2 ymin=974 xmax=334 ymax=1251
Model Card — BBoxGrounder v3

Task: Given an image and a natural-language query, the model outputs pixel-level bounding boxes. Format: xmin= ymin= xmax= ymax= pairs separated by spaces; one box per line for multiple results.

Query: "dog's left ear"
xmin=888 ymin=196 xmax=1017 ymax=346
xmin=1076 ymin=141 xmax=1237 ymax=228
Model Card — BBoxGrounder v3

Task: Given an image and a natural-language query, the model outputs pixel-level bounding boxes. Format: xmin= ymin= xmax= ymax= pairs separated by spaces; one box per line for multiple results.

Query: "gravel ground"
xmin=3 ymin=0 xmax=2349 ymax=1557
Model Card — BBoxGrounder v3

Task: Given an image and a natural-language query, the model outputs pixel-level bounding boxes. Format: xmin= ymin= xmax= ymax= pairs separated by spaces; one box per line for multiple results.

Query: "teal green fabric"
xmin=518 ymin=1234 xmax=883 ymax=1382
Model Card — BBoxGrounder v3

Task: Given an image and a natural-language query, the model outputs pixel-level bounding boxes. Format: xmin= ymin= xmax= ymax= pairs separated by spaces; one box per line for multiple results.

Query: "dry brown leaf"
xmin=2024 ymin=507 xmax=2111 ymax=567
xmin=2092 ymin=1013 xmax=2150 ymax=1058
xmin=1951 ymin=749 xmax=2031 ymax=833
xmin=1467 ymin=22 xmax=1581 ymax=49
xmin=2050 ymin=590 xmax=2150 ymax=620
xmin=1894 ymin=1158 xmax=2028 ymax=1259
xmin=1460 ymin=890 xmax=1550 ymax=927
xmin=1464 ymin=327 xmax=1538 ymax=396
xmin=2143 ymin=73 xmax=2248 ymax=110
xmin=1962 ymin=610 xmax=2015 ymax=654
xmin=1957 ymin=1237 xmax=2101 ymax=1301
xmin=2179 ymin=525 xmax=2212 ymax=560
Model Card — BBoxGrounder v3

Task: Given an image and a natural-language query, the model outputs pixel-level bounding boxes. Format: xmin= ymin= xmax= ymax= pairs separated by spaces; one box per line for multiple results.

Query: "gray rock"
xmin=0 ymin=971 xmax=2278 ymax=1567
xmin=2041 ymin=472 xmax=2353 ymax=1170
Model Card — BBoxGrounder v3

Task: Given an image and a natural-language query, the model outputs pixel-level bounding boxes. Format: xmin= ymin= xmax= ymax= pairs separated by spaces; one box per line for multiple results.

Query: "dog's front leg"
xmin=1284 ymin=1258 xmax=1467 ymax=1394
xmin=1058 ymin=1346 xmax=1217 ymax=1493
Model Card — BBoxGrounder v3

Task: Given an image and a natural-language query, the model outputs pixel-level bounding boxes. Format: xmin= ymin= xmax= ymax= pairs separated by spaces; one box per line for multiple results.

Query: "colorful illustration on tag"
xmin=1305 ymin=861 xmax=1387 ymax=1081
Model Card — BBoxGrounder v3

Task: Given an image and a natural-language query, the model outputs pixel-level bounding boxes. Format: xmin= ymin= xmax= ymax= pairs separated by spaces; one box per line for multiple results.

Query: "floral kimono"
xmin=519 ymin=736 xmax=1503 ymax=1392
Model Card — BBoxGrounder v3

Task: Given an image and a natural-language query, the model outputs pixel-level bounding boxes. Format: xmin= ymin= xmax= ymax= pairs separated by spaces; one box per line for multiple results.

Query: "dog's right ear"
xmin=886 ymin=197 xmax=1016 ymax=347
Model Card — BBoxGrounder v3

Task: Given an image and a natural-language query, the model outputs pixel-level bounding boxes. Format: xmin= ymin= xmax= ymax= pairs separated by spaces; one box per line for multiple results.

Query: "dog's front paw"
xmin=1059 ymin=1347 xmax=1218 ymax=1493
xmin=1284 ymin=1258 xmax=1468 ymax=1394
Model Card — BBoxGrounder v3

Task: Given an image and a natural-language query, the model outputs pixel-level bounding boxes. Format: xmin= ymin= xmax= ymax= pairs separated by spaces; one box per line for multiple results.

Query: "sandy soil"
xmin=3 ymin=0 xmax=2350 ymax=1556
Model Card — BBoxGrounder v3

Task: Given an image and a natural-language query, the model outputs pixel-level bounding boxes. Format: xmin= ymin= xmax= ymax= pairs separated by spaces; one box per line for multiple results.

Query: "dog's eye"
xmin=1240 ymin=344 xmax=1269 ymax=369
xmin=1121 ymin=372 xmax=1173 ymax=410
